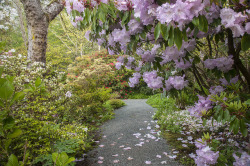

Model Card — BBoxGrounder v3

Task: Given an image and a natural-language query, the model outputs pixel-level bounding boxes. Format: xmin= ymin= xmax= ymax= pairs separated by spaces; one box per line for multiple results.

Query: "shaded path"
xmin=82 ymin=99 xmax=182 ymax=166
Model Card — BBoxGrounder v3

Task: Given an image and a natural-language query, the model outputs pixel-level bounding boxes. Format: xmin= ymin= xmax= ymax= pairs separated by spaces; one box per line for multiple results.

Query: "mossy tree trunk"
xmin=20 ymin=0 xmax=64 ymax=64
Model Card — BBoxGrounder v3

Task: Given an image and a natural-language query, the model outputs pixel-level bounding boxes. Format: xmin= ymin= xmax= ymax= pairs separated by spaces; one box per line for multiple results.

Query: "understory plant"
xmin=0 ymin=50 xmax=125 ymax=165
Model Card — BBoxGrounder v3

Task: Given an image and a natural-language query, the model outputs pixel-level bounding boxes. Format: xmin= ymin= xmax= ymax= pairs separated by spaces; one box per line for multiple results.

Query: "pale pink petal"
xmin=156 ymin=155 xmax=162 ymax=158
xmin=113 ymin=160 xmax=119 ymax=163
xmin=127 ymin=157 xmax=133 ymax=160
xmin=145 ymin=161 xmax=151 ymax=164
xmin=98 ymin=160 xmax=103 ymax=164
xmin=124 ymin=147 xmax=131 ymax=150
xmin=112 ymin=154 xmax=119 ymax=157
xmin=99 ymin=145 xmax=105 ymax=147
xmin=98 ymin=156 xmax=104 ymax=160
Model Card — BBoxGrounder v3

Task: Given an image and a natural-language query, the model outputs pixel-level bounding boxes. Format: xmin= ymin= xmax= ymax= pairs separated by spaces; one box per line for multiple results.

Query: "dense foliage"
xmin=65 ymin=0 xmax=250 ymax=165
xmin=0 ymin=50 xmax=125 ymax=165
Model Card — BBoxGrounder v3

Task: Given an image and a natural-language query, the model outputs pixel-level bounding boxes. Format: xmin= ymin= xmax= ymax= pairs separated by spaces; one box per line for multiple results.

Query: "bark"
xmin=14 ymin=0 xmax=28 ymax=49
xmin=20 ymin=0 xmax=64 ymax=64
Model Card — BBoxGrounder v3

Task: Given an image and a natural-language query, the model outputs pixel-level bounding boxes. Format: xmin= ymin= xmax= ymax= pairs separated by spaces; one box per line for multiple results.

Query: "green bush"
xmin=105 ymin=99 xmax=126 ymax=109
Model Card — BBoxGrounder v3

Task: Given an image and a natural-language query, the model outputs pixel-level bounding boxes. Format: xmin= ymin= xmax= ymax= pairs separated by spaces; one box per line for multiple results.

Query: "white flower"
xmin=65 ymin=91 xmax=72 ymax=98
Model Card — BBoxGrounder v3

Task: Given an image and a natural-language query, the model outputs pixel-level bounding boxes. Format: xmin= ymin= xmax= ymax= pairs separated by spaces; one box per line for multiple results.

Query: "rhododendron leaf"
xmin=121 ymin=11 xmax=129 ymax=25
xmin=193 ymin=27 xmax=199 ymax=38
xmin=174 ymin=28 xmax=182 ymax=50
xmin=232 ymin=118 xmax=239 ymax=134
xmin=168 ymin=26 xmax=174 ymax=46
xmin=224 ymin=110 xmax=230 ymax=121
xmin=241 ymin=34 xmax=250 ymax=51
xmin=240 ymin=119 xmax=247 ymax=137
xmin=160 ymin=24 xmax=169 ymax=41
xmin=154 ymin=22 xmax=161 ymax=41
xmin=245 ymin=99 xmax=250 ymax=105
xmin=224 ymin=73 xmax=231 ymax=82
xmin=140 ymin=31 xmax=146 ymax=39
xmin=182 ymin=29 xmax=188 ymax=42
xmin=192 ymin=17 xmax=199 ymax=27
xmin=198 ymin=15 xmax=208 ymax=32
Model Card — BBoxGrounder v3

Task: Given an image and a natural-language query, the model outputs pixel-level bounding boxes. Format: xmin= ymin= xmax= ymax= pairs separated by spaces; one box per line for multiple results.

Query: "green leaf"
xmin=224 ymin=110 xmax=230 ymax=121
xmin=241 ymin=34 xmax=250 ymax=51
xmin=0 ymin=100 xmax=3 ymax=107
xmin=0 ymin=67 xmax=3 ymax=77
xmin=6 ymin=154 xmax=19 ymax=166
xmin=192 ymin=17 xmax=199 ymax=27
xmin=3 ymin=116 xmax=15 ymax=129
xmin=10 ymin=92 xmax=25 ymax=106
xmin=245 ymin=99 xmax=250 ymax=105
xmin=35 ymin=77 xmax=42 ymax=87
xmin=0 ymin=78 xmax=14 ymax=100
xmin=168 ymin=26 xmax=174 ymax=46
xmin=154 ymin=22 xmax=161 ymax=41
xmin=239 ymin=119 xmax=247 ymax=137
xmin=182 ymin=29 xmax=188 ymax=41
xmin=52 ymin=153 xmax=60 ymax=165
xmin=121 ymin=11 xmax=129 ymax=25
xmin=161 ymin=24 xmax=170 ymax=41
xmin=65 ymin=157 xmax=75 ymax=165
xmin=8 ymin=129 xmax=22 ymax=138
xmin=232 ymin=118 xmax=239 ymax=134
xmin=174 ymin=27 xmax=182 ymax=50
xmin=198 ymin=15 xmax=208 ymax=32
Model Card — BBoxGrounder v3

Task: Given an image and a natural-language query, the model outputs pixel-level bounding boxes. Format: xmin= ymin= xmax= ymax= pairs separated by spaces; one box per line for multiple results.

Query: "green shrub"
xmin=105 ymin=99 xmax=126 ymax=109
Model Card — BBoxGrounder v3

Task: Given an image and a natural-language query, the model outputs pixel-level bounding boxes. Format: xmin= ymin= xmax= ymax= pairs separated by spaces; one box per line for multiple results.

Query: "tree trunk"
xmin=14 ymin=0 xmax=28 ymax=49
xmin=20 ymin=0 xmax=64 ymax=64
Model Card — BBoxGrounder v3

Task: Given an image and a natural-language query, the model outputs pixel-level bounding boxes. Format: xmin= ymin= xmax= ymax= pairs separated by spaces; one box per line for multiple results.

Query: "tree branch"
xmin=44 ymin=0 xmax=64 ymax=22
xmin=227 ymin=29 xmax=250 ymax=92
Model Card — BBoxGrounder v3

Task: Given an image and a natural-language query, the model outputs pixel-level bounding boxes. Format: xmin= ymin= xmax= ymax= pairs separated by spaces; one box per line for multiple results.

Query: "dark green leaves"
xmin=160 ymin=24 xmax=170 ymax=40
xmin=241 ymin=34 xmax=250 ymax=51
xmin=192 ymin=15 xmax=208 ymax=33
xmin=0 ymin=78 xmax=14 ymax=101
xmin=174 ymin=28 xmax=182 ymax=50
xmin=239 ymin=119 xmax=247 ymax=137
xmin=154 ymin=22 xmax=161 ymax=41
xmin=6 ymin=154 xmax=19 ymax=166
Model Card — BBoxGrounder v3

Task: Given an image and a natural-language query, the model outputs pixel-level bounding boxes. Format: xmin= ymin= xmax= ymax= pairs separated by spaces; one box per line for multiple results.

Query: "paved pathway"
xmin=81 ymin=99 xmax=182 ymax=166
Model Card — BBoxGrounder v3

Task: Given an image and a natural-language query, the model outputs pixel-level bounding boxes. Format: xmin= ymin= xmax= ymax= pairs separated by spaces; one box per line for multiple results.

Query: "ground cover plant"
xmin=66 ymin=0 xmax=250 ymax=165
xmin=0 ymin=50 xmax=125 ymax=165
xmin=147 ymin=93 xmax=249 ymax=165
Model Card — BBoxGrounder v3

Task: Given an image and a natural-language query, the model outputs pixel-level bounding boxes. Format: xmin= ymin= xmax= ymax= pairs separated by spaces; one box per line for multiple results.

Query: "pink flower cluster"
xmin=136 ymin=44 xmax=160 ymax=63
xmin=233 ymin=152 xmax=250 ymax=166
xmin=156 ymin=0 xmax=208 ymax=28
xmin=219 ymin=76 xmax=239 ymax=86
xmin=220 ymin=8 xmax=249 ymax=37
xmin=204 ymin=55 xmax=234 ymax=72
xmin=188 ymin=95 xmax=213 ymax=118
xmin=191 ymin=145 xmax=219 ymax=166
xmin=165 ymin=75 xmax=189 ymax=90
xmin=128 ymin=72 xmax=141 ymax=87
xmin=209 ymin=86 xmax=224 ymax=95
xmin=143 ymin=71 xmax=164 ymax=90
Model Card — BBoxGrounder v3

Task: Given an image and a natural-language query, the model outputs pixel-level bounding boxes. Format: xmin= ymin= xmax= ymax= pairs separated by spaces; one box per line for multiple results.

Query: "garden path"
xmin=80 ymin=99 xmax=182 ymax=166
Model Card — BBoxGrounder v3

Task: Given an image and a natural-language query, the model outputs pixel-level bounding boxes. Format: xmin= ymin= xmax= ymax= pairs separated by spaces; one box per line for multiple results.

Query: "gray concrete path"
xmin=82 ymin=99 xmax=182 ymax=166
